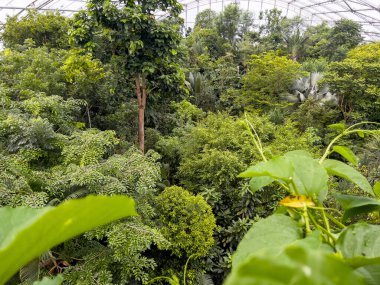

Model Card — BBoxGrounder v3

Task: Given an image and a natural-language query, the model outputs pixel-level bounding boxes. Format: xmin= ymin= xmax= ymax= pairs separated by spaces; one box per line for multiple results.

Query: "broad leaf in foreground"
xmin=226 ymin=245 xmax=365 ymax=285
xmin=283 ymin=151 xmax=328 ymax=201
xmin=322 ymin=159 xmax=373 ymax=196
xmin=240 ymin=151 xmax=329 ymax=201
xmin=335 ymin=194 xmax=380 ymax=220
xmin=232 ymin=214 xmax=302 ymax=268
xmin=336 ymin=223 xmax=380 ymax=268
xmin=356 ymin=264 xmax=380 ymax=285
xmin=0 ymin=195 xmax=137 ymax=284
xmin=239 ymin=157 xmax=293 ymax=180
xmin=249 ymin=176 xmax=274 ymax=192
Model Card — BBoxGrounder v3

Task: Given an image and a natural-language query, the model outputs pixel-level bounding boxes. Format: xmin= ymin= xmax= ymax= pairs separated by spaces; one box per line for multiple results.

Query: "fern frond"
xmin=64 ymin=189 xmax=89 ymax=201
xmin=197 ymin=273 xmax=214 ymax=285
xmin=20 ymin=258 xmax=39 ymax=284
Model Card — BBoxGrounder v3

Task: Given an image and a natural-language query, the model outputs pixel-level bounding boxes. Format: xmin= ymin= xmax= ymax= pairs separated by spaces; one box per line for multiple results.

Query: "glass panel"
xmin=0 ymin=0 xmax=378 ymax=41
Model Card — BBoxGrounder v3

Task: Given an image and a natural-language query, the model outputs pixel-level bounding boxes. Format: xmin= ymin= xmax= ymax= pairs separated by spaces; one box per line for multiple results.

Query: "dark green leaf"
xmin=335 ymin=194 xmax=380 ymax=220
xmin=0 ymin=195 xmax=137 ymax=284
xmin=322 ymin=159 xmax=374 ymax=196
xmin=332 ymin=145 xmax=359 ymax=166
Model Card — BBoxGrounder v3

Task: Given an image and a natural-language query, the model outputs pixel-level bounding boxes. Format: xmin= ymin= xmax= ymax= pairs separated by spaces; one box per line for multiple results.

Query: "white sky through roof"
xmin=0 ymin=0 xmax=379 ymax=41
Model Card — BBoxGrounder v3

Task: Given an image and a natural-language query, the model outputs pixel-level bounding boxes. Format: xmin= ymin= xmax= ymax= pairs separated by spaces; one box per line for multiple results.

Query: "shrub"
xmin=155 ymin=186 xmax=216 ymax=257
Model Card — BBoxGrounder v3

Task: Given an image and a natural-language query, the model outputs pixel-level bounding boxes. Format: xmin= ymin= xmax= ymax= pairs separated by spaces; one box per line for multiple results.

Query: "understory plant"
xmin=225 ymin=121 xmax=380 ymax=284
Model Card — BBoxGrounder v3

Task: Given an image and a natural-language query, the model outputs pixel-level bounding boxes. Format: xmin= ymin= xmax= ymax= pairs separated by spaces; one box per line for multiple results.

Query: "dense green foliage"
xmin=1 ymin=10 xmax=70 ymax=49
xmin=237 ymin=52 xmax=305 ymax=109
xmin=324 ymin=42 xmax=380 ymax=121
xmin=0 ymin=2 xmax=379 ymax=285
xmin=70 ymin=0 xmax=186 ymax=152
xmin=156 ymin=186 xmax=216 ymax=257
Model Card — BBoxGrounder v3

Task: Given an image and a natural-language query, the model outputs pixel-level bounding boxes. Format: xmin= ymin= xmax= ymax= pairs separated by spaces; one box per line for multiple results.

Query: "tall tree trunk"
xmin=135 ymin=74 xmax=147 ymax=153
xmin=86 ymin=104 xmax=92 ymax=128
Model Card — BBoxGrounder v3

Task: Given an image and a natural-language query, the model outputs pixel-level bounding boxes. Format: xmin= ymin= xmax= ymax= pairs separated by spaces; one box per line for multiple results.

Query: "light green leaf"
xmin=239 ymin=157 xmax=293 ymax=180
xmin=336 ymin=223 xmax=380 ymax=268
xmin=33 ymin=275 xmax=64 ymax=285
xmin=232 ymin=214 xmax=302 ymax=268
xmin=129 ymin=41 xmax=136 ymax=54
xmin=328 ymin=123 xmax=346 ymax=132
xmin=0 ymin=195 xmax=137 ymax=284
xmin=322 ymin=159 xmax=374 ymax=196
xmin=374 ymin=182 xmax=380 ymax=198
xmin=332 ymin=145 xmax=359 ymax=166
xmin=291 ymin=230 xmax=334 ymax=253
xmin=357 ymin=130 xmax=365 ymax=138
xmin=334 ymin=194 xmax=380 ymax=220
xmin=249 ymin=176 xmax=274 ymax=192
xmin=226 ymin=245 xmax=365 ymax=285
xmin=344 ymin=256 xmax=380 ymax=269
xmin=240 ymin=151 xmax=328 ymax=200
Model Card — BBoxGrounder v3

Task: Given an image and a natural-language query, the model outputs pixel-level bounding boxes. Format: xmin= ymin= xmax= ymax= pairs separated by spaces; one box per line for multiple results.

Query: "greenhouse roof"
xmin=0 ymin=0 xmax=379 ymax=41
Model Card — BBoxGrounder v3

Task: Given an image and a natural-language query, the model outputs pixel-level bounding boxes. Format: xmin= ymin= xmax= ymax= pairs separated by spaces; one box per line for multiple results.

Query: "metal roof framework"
xmin=0 ymin=0 xmax=379 ymax=41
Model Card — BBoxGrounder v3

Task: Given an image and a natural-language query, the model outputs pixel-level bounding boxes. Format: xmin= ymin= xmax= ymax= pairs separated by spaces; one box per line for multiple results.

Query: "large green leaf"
xmin=249 ymin=176 xmax=274 ymax=192
xmin=332 ymin=145 xmax=359 ymax=166
xmin=239 ymin=157 xmax=293 ymax=181
xmin=283 ymin=151 xmax=328 ymax=201
xmin=291 ymin=230 xmax=334 ymax=253
xmin=322 ymin=159 xmax=374 ymax=196
xmin=0 ymin=195 xmax=137 ymax=284
xmin=240 ymin=151 xmax=328 ymax=201
xmin=336 ymin=223 xmax=380 ymax=268
xmin=226 ymin=245 xmax=365 ymax=285
xmin=335 ymin=194 xmax=380 ymax=220
xmin=232 ymin=214 xmax=302 ymax=268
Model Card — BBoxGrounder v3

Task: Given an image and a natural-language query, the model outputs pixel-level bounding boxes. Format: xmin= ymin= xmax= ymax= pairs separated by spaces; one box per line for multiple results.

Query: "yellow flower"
xmin=280 ymin=195 xmax=315 ymax=208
